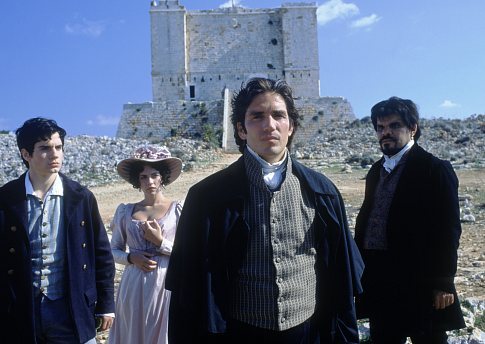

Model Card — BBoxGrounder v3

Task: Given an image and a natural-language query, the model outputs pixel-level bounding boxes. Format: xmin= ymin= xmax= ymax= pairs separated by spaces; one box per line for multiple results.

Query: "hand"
xmin=98 ymin=315 xmax=114 ymax=332
xmin=129 ymin=251 xmax=157 ymax=272
xmin=433 ymin=290 xmax=455 ymax=310
xmin=142 ymin=220 xmax=163 ymax=246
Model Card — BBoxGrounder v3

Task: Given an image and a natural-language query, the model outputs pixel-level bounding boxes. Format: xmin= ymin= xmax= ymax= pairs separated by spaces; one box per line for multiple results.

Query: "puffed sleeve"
xmin=110 ymin=203 xmax=131 ymax=265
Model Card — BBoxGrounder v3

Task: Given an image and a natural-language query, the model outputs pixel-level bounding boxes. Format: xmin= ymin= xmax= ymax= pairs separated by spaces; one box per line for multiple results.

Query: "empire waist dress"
xmin=108 ymin=201 xmax=182 ymax=344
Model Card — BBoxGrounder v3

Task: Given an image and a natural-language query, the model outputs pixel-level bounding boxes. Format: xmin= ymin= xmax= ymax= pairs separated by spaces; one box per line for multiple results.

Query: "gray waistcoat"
xmin=231 ymin=152 xmax=318 ymax=331
xmin=27 ymin=194 xmax=66 ymax=299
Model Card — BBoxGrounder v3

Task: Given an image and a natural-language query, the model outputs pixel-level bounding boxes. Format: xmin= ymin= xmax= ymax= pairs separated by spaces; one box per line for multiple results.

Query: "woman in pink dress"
xmin=108 ymin=146 xmax=183 ymax=344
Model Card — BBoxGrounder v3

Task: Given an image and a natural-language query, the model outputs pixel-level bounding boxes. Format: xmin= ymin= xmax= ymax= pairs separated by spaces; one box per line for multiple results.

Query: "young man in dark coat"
xmin=0 ymin=117 xmax=115 ymax=343
xmin=354 ymin=97 xmax=465 ymax=343
xmin=166 ymin=78 xmax=364 ymax=343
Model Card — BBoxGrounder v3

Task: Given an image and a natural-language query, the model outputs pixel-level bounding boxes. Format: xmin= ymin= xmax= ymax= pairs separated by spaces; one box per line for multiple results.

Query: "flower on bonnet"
xmin=133 ymin=146 xmax=173 ymax=160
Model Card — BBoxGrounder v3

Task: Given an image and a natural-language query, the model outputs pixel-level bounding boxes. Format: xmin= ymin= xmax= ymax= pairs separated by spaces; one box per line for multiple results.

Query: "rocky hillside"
xmin=1 ymin=115 xmax=483 ymax=187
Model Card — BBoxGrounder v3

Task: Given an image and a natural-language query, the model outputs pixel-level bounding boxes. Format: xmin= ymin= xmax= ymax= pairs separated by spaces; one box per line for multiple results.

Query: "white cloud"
xmin=86 ymin=115 xmax=119 ymax=126
xmin=440 ymin=100 xmax=461 ymax=108
xmin=350 ymin=13 xmax=381 ymax=29
xmin=65 ymin=19 xmax=106 ymax=38
xmin=317 ymin=0 xmax=359 ymax=26
xmin=220 ymin=0 xmax=243 ymax=8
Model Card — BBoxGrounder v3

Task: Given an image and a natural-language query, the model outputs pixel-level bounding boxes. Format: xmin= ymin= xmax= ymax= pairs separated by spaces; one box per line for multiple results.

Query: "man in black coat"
xmin=166 ymin=78 xmax=364 ymax=343
xmin=354 ymin=97 xmax=465 ymax=343
xmin=0 ymin=118 xmax=115 ymax=343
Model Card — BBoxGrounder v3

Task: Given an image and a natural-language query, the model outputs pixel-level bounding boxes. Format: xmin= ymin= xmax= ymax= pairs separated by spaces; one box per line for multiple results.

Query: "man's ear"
xmin=237 ymin=122 xmax=247 ymax=140
xmin=20 ymin=148 xmax=31 ymax=160
xmin=411 ymin=124 xmax=418 ymax=138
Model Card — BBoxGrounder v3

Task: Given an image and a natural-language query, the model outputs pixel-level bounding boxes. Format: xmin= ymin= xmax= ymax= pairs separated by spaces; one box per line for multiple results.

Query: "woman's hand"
xmin=129 ymin=251 xmax=157 ymax=272
xmin=142 ymin=220 xmax=164 ymax=246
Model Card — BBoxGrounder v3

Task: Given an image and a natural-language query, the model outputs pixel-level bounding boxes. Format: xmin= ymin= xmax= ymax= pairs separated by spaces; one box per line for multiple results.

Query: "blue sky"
xmin=1 ymin=0 xmax=484 ymax=137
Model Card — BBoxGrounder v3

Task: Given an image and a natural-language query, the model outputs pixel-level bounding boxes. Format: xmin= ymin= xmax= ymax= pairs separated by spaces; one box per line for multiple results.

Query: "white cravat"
xmin=246 ymin=145 xmax=287 ymax=190
xmin=382 ymin=140 xmax=414 ymax=173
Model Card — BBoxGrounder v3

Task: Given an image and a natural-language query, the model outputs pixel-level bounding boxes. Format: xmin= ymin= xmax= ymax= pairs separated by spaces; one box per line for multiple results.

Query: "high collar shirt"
xmin=25 ymin=171 xmax=64 ymax=202
xmin=246 ymin=145 xmax=288 ymax=191
xmin=382 ymin=139 xmax=414 ymax=173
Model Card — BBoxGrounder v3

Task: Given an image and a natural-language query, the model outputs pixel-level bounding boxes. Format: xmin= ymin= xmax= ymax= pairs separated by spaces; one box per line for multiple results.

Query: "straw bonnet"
xmin=116 ymin=145 xmax=182 ymax=185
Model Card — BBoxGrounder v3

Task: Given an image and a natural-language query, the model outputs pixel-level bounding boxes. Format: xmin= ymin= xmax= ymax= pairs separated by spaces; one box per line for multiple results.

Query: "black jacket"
xmin=166 ymin=156 xmax=364 ymax=343
xmin=354 ymin=144 xmax=465 ymax=332
xmin=0 ymin=173 xmax=115 ymax=343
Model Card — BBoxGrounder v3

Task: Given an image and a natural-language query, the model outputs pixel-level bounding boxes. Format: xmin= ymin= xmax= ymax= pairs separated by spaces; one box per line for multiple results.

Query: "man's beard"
xmin=379 ymin=137 xmax=403 ymax=156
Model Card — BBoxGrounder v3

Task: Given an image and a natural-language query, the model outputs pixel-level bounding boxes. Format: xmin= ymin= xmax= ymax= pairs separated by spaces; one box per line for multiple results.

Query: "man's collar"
xmin=246 ymin=145 xmax=287 ymax=170
xmin=382 ymin=140 xmax=414 ymax=173
xmin=25 ymin=171 xmax=64 ymax=198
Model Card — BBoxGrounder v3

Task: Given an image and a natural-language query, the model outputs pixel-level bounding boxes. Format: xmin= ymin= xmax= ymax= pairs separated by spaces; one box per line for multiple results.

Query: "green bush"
xmin=202 ymin=124 xmax=221 ymax=148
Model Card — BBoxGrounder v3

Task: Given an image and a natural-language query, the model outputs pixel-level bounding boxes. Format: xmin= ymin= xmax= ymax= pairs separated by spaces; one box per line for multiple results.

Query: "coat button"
xmin=9 ymin=248 xmax=15 ymax=254
xmin=80 ymin=220 xmax=85 ymax=227
xmin=82 ymin=243 xmax=86 ymax=248
xmin=7 ymin=269 xmax=14 ymax=275
xmin=82 ymin=264 xmax=87 ymax=270
xmin=10 ymin=226 xmax=17 ymax=232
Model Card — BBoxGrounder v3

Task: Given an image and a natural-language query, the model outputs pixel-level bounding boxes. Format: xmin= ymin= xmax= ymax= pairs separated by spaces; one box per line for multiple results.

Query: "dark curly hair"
xmin=231 ymin=77 xmax=301 ymax=153
xmin=370 ymin=96 xmax=421 ymax=141
xmin=128 ymin=162 xmax=172 ymax=189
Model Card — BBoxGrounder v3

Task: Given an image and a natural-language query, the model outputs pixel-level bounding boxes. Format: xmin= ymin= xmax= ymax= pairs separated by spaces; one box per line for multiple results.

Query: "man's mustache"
xmin=379 ymin=136 xmax=396 ymax=145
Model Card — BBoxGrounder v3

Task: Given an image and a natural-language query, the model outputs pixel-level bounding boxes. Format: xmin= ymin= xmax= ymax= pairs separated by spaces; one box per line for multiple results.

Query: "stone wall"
xmin=117 ymin=100 xmax=224 ymax=142
xmin=117 ymin=96 xmax=354 ymax=148
xmin=294 ymin=97 xmax=355 ymax=144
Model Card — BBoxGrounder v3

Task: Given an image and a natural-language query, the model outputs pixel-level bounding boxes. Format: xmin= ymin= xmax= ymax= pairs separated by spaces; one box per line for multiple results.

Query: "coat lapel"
xmin=6 ymin=175 xmax=29 ymax=239
xmin=219 ymin=157 xmax=248 ymax=240
xmin=60 ymin=174 xmax=84 ymax=228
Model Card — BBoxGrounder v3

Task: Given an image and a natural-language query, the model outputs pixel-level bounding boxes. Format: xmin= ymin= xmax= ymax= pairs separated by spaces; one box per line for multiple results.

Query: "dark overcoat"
xmin=0 ymin=173 xmax=115 ymax=343
xmin=354 ymin=144 xmax=465 ymax=332
xmin=166 ymin=156 xmax=364 ymax=343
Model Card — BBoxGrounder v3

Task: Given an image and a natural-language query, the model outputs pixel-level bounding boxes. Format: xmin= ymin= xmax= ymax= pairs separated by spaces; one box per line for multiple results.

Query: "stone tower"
xmin=150 ymin=0 xmax=186 ymax=101
xmin=149 ymin=1 xmax=321 ymax=101
xmin=116 ymin=1 xmax=354 ymax=146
